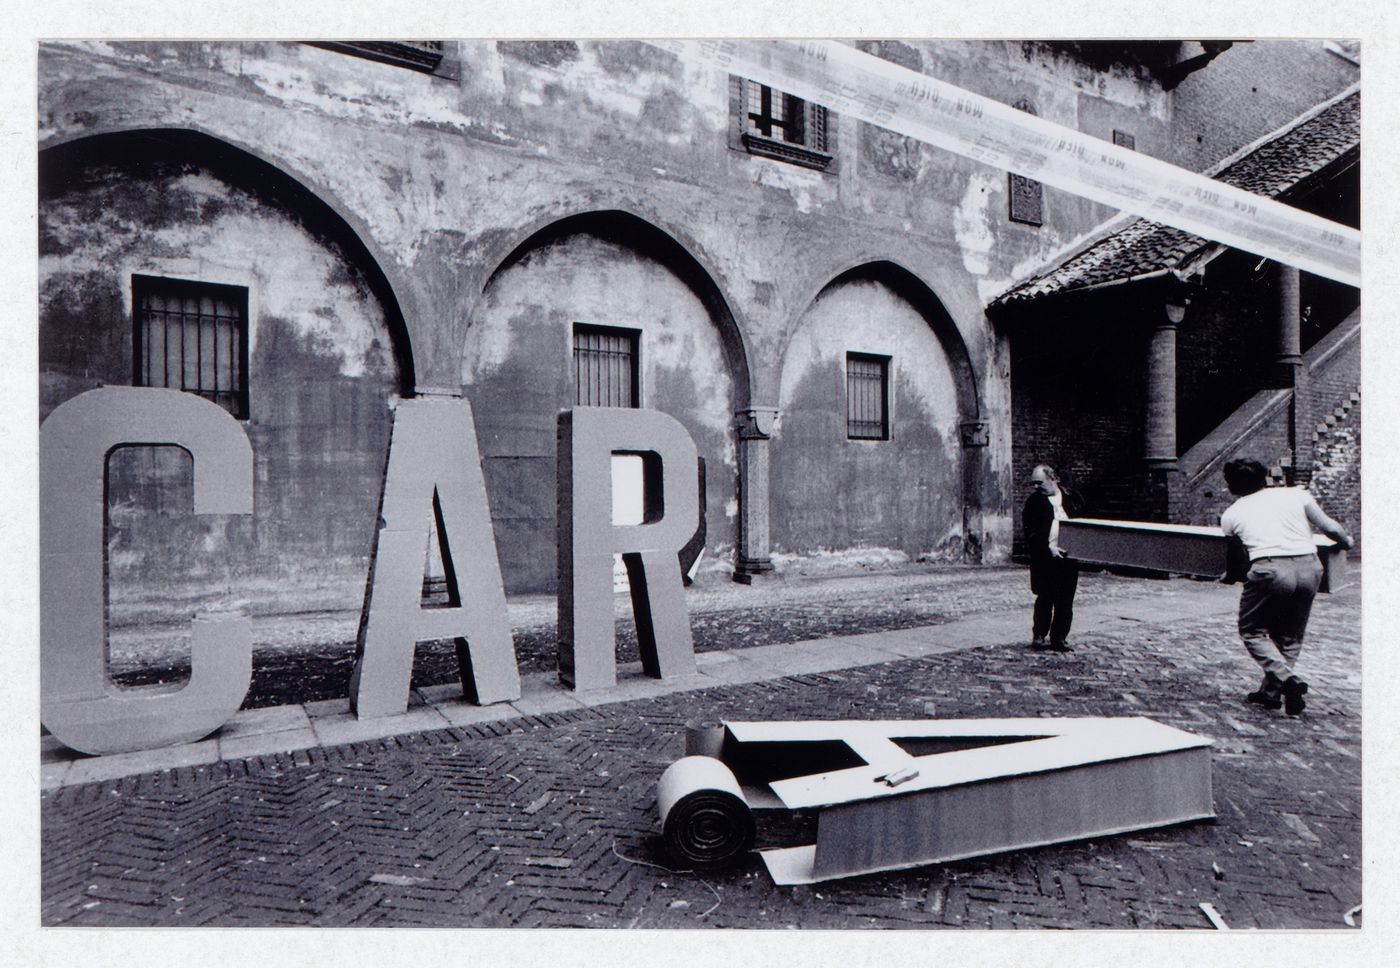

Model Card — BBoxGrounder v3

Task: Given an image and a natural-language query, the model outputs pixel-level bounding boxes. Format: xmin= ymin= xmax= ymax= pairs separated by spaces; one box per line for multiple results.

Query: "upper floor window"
xmin=733 ymin=77 xmax=834 ymax=171
xmin=133 ymin=274 xmax=249 ymax=418
xmin=573 ymin=323 xmax=639 ymax=408
xmin=846 ymin=353 xmax=890 ymax=441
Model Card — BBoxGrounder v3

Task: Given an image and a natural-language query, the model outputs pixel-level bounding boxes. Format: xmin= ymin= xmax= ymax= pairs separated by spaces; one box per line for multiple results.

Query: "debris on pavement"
xmin=1199 ymin=902 xmax=1229 ymax=930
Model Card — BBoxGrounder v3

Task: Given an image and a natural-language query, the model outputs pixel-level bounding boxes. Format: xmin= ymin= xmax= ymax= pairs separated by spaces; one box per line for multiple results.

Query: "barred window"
xmin=735 ymin=78 xmax=833 ymax=171
xmin=133 ymin=275 xmax=249 ymax=418
xmin=1112 ymin=129 xmax=1136 ymax=150
xmin=573 ymin=323 xmax=639 ymax=408
xmin=846 ymin=353 xmax=890 ymax=440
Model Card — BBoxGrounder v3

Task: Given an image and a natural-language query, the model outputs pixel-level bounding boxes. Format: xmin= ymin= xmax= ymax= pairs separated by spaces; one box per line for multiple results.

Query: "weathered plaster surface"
xmin=953 ymin=171 xmax=1003 ymax=278
xmin=771 ymin=277 xmax=964 ymax=559
xmin=40 ymin=158 xmax=399 ymax=629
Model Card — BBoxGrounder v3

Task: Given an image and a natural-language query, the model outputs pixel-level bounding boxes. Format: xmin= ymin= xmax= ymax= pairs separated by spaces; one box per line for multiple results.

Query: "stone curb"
xmin=40 ymin=580 xmax=1241 ymax=790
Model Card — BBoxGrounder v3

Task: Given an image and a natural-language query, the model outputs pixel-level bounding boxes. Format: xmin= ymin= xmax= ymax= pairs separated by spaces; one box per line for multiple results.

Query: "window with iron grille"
xmin=733 ymin=77 xmax=834 ymax=171
xmin=1112 ymin=129 xmax=1136 ymax=150
xmin=846 ymin=353 xmax=890 ymax=440
xmin=573 ymin=324 xmax=639 ymax=408
xmin=133 ymin=275 xmax=249 ymax=418
xmin=1009 ymin=98 xmax=1044 ymax=226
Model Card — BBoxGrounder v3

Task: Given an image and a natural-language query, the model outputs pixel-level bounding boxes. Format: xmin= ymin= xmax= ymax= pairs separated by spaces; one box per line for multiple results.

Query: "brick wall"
xmin=1176 ymin=254 xmax=1278 ymax=454
xmin=1168 ymin=397 xmax=1293 ymax=527
xmin=1167 ymin=312 xmax=1359 ymax=535
xmin=1303 ymin=321 xmax=1361 ymax=549
xmin=1168 ymin=41 xmax=1358 ymax=173
xmin=1010 ymin=272 xmax=1360 ymax=547
xmin=1009 ymin=292 xmax=1150 ymax=555
xmin=1309 ymin=394 xmax=1360 ymax=548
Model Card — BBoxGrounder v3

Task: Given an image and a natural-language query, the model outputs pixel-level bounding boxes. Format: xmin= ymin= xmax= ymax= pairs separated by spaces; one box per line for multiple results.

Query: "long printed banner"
xmin=648 ymin=40 xmax=1359 ymax=288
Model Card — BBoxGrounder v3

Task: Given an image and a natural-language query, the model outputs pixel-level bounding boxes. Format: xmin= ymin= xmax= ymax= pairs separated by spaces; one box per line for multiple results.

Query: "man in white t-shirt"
xmin=1220 ymin=458 xmax=1353 ymax=716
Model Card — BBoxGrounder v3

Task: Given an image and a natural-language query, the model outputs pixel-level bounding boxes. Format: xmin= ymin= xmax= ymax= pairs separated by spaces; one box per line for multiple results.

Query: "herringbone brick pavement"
xmin=42 ymin=582 xmax=1361 ymax=929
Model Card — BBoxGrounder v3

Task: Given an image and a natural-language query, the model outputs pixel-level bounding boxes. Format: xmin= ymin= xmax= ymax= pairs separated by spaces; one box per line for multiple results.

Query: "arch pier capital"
xmin=735 ymin=406 xmax=780 ymax=440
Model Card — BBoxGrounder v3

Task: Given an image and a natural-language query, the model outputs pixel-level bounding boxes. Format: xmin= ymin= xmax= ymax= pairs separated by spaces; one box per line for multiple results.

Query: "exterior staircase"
xmin=1170 ymin=309 xmax=1360 ymax=545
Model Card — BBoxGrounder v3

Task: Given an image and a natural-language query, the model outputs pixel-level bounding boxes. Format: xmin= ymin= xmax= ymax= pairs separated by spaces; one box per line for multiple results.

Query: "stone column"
xmin=1273 ymin=263 xmax=1308 ymax=483
xmin=1144 ymin=302 xmax=1183 ymax=470
xmin=733 ymin=407 xmax=778 ymax=582
xmin=959 ymin=420 xmax=989 ymax=562
xmin=1274 ymin=264 xmax=1303 ymax=387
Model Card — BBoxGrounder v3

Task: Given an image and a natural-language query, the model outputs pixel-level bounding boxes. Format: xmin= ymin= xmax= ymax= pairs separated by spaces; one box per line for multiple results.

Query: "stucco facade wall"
xmin=39 ymin=38 xmax=1347 ymax=619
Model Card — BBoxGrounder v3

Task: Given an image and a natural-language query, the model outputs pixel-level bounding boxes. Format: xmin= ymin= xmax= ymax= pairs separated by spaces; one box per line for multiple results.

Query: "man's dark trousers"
xmin=1032 ymin=556 xmax=1079 ymax=645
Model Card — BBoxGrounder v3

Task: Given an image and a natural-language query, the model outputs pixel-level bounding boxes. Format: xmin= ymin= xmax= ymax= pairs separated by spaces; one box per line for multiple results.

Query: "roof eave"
xmin=987 ymin=85 xmax=1360 ymax=310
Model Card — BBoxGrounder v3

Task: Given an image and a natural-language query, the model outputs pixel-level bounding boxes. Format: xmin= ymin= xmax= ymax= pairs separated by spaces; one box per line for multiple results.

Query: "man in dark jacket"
xmin=1023 ymin=464 xmax=1081 ymax=652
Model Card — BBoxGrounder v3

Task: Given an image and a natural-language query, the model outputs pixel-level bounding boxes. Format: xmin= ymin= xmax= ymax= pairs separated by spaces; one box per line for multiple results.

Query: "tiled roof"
xmin=991 ymin=89 xmax=1358 ymax=307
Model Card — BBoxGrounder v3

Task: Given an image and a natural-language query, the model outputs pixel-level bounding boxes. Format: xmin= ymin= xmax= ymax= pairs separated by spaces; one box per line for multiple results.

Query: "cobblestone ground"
xmin=112 ymin=565 xmax=1158 ymax=708
xmin=43 ymin=569 xmax=1361 ymax=929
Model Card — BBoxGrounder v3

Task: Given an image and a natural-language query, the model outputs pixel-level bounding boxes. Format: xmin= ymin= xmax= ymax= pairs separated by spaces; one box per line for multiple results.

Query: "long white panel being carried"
xmin=648 ymin=40 xmax=1359 ymax=287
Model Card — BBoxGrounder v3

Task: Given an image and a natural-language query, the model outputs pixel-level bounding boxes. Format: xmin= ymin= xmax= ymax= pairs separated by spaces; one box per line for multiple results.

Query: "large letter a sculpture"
xmin=350 ymin=398 xmax=520 ymax=718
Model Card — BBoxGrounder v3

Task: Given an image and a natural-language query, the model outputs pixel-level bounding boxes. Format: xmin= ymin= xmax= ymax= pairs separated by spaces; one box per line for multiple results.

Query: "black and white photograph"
xmin=7 ymin=2 xmax=1397 ymax=963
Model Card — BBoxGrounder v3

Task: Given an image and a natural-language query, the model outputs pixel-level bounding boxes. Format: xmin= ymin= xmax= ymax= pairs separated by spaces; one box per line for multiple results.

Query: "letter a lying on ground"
xmin=691 ymin=717 xmax=1214 ymax=885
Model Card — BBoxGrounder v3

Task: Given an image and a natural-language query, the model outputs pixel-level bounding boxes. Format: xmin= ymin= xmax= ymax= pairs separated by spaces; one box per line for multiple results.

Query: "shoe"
xmin=1245 ymin=691 xmax=1282 ymax=710
xmin=1045 ymin=641 xmax=1072 ymax=653
xmin=1283 ymin=677 xmax=1309 ymax=716
xmin=1031 ymin=637 xmax=1048 ymax=650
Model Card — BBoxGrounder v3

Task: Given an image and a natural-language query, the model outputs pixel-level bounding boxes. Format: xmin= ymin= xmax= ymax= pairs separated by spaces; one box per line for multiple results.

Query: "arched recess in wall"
xmin=39 ymin=128 xmax=417 ymax=395
xmin=481 ymin=210 xmax=752 ymax=408
xmin=821 ymin=260 xmax=981 ymax=421
xmin=771 ymin=260 xmax=984 ymax=562
xmin=38 ymin=126 xmax=417 ymax=628
xmin=470 ymin=210 xmax=751 ymax=593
